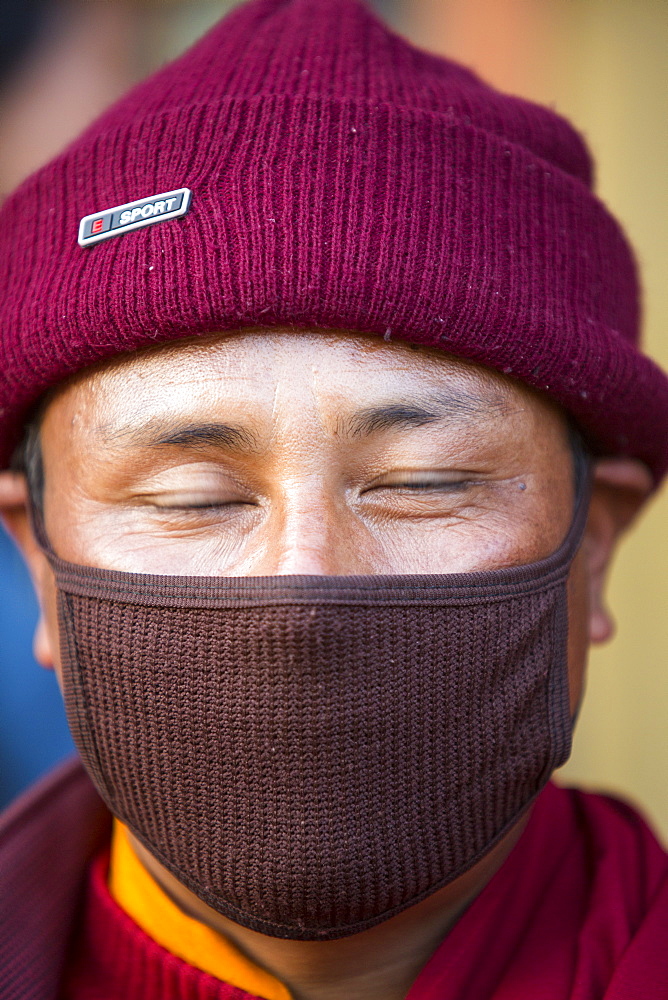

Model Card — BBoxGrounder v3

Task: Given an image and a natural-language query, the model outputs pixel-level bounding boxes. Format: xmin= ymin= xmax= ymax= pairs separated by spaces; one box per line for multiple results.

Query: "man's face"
xmin=33 ymin=328 xmax=589 ymax=711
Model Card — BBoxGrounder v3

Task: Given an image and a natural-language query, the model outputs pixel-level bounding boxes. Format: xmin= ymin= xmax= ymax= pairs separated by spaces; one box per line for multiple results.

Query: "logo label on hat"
xmin=78 ymin=188 xmax=192 ymax=247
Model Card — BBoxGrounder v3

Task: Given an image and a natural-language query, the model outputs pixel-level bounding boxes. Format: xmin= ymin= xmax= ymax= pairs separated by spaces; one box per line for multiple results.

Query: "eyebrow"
xmin=101 ymin=389 xmax=510 ymax=453
xmin=105 ymin=419 xmax=261 ymax=454
xmin=341 ymin=391 xmax=510 ymax=439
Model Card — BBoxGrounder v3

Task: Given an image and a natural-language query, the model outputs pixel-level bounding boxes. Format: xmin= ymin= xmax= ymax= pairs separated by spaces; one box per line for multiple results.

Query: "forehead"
xmin=39 ymin=327 xmax=565 ymax=446
xmin=46 ymin=328 xmax=525 ymax=403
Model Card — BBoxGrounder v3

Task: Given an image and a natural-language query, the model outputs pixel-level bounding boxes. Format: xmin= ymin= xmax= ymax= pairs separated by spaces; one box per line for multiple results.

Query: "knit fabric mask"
xmin=38 ymin=458 xmax=590 ymax=941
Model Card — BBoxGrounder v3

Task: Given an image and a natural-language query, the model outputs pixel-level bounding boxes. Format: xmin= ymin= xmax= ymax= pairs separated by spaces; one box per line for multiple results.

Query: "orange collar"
xmin=108 ymin=820 xmax=291 ymax=1000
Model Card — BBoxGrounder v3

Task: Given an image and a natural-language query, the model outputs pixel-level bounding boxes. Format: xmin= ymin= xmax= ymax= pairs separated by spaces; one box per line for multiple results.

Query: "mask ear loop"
xmin=563 ymin=444 xmax=593 ymax=729
xmin=571 ymin=443 xmax=594 ymax=552
xmin=573 ymin=439 xmax=592 ymax=504
xmin=570 ymin=443 xmax=592 ymax=531
xmin=27 ymin=491 xmax=60 ymax=565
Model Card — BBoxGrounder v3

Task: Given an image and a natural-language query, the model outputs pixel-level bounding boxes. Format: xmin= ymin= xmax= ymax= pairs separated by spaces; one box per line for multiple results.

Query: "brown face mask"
xmin=38 ymin=458 xmax=589 ymax=941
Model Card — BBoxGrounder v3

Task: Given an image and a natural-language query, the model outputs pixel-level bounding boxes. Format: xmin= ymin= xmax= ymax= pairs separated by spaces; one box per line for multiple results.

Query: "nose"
xmin=274 ymin=540 xmax=339 ymax=576
xmin=250 ymin=489 xmax=364 ymax=577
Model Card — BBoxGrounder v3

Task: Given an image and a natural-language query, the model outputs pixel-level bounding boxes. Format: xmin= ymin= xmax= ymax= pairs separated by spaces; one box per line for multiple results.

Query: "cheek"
xmin=566 ymin=547 xmax=590 ymax=715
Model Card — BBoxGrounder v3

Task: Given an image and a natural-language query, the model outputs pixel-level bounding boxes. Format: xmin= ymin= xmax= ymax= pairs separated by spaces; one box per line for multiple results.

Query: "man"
xmin=0 ymin=1 xmax=667 ymax=998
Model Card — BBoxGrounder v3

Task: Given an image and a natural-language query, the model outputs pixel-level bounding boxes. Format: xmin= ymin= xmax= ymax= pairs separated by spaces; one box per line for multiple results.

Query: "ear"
xmin=0 ymin=470 xmax=55 ymax=669
xmin=584 ymin=458 xmax=654 ymax=644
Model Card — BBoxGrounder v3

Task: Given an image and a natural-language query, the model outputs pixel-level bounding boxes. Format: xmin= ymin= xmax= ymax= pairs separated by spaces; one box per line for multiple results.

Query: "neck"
xmin=128 ymin=817 xmax=528 ymax=1000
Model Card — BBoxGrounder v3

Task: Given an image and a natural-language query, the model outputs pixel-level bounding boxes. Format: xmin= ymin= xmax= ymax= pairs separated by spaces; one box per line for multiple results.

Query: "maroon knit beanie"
xmin=1 ymin=0 xmax=667 ymax=483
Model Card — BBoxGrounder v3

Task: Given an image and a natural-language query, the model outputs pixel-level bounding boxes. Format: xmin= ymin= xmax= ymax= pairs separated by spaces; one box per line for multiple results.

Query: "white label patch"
xmin=78 ymin=188 xmax=192 ymax=246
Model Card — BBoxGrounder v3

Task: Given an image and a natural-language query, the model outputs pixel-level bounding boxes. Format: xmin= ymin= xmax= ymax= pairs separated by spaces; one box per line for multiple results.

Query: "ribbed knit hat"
xmin=1 ymin=0 xmax=667 ymax=483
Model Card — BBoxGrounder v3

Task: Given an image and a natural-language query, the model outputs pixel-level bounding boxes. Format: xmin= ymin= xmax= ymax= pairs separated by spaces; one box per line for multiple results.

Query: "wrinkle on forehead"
xmin=41 ymin=327 xmax=558 ymax=451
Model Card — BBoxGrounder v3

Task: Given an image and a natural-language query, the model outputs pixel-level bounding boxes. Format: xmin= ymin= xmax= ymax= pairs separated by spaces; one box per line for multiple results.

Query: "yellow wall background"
xmin=403 ymin=0 xmax=668 ymax=839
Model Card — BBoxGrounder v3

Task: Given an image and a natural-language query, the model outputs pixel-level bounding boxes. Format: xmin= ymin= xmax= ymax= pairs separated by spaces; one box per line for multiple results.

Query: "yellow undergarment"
xmin=109 ymin=820 xmax=291 ymax=1000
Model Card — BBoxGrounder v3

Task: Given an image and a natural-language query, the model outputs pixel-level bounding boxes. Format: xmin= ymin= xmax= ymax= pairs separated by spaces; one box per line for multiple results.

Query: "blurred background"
xmin=1 ymin=0 xmax=666 ymax=834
